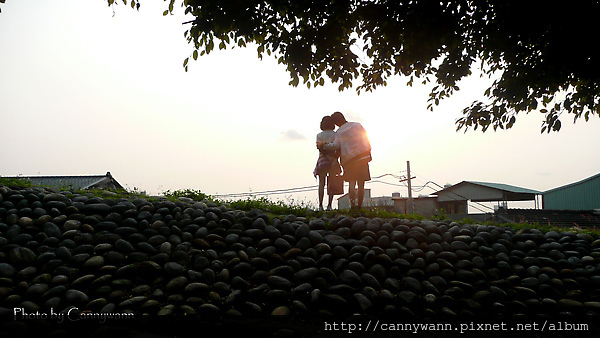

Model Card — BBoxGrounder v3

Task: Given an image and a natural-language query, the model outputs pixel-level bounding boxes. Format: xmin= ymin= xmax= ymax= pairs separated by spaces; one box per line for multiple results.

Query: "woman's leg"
xmin=318 ymin=174 xmax=326 ymax=210
xmin=326 ymin=173 xmax=334 ymax=210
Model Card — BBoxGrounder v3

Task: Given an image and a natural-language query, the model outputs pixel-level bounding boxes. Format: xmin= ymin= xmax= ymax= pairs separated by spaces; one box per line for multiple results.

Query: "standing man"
xmin=323 ymin=111 xmax=371 ymax=209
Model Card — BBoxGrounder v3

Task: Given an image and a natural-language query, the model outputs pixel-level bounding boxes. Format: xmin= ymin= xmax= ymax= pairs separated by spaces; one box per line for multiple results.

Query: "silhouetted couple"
xmin=313 ymin=112 xmax=371 ymax=211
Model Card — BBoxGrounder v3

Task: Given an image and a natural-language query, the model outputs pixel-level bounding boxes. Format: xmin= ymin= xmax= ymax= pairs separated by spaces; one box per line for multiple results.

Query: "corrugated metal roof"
xmin=543 ymin=172 xmax=600 ymax=194
xmin=464 ymin=181 xmax=541 ymax=195
xmin=6 ymin=172 xmax=123 ymax=190
xmin=25 ymin=175 xmax=108 ymax=189
xmin=542 ymin=173 xmax=600 ymax=210
xmin=434 ymin=181 xmax=540 ymax=202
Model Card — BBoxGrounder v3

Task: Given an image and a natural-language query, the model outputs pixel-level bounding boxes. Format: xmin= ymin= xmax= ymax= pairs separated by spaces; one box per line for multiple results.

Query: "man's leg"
xmin=348 ymin=180 xmax=357 ymax=208
xmin=327 ymin=193 xmax=335 ymax=211
xmin=357 ymin=180 xmax=365 ymax=208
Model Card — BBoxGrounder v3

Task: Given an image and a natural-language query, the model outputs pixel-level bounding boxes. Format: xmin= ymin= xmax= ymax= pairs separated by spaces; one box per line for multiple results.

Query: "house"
xmin=337 ymin=189 xmax=395 ymax=210
xmin=384 ymin=180 xmax=540 ymax=219
xmin=434 ymin=178 xmax=600 ymax=227
xmin=542 ymin=172 xmax=600 ymax=210
xmin=338 ymin=175 xmax=600 ymax=228
xmin=433 ymin=181 xmax=542 ymax=210
xmin=392 ymin=194 xmax=467 ymax=218
xmin=10 ymin=172 xmax=124 ymax=190
xmin=337 ymin=189 xmax=461 ymax=217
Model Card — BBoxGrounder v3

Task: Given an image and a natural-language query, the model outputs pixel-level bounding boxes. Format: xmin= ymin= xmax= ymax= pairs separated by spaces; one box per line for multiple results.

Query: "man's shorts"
xmin=342 ymin=158 xmax=371 ymax=182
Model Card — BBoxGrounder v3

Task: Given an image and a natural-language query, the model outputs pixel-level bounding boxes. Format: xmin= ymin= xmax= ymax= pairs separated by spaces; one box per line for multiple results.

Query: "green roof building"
xmin=542 ymin=173 xmax=600 ymax=210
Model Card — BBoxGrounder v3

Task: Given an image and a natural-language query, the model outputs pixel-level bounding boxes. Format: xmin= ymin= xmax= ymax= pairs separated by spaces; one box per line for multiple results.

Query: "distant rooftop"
xmin=463 ymin=181 xmax=542 ymax=195
xmin=7 ymin=172 xmax=123 ymax=190
xmin=434 ymin=181 xmax=541 ymax=203
xmin=543 ymin=172 xmax=600 ymax=194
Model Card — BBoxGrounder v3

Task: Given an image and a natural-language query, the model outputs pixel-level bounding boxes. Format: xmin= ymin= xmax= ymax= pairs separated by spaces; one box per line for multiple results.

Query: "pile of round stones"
xmin=0 ymin=184 xmax=599 ymax=336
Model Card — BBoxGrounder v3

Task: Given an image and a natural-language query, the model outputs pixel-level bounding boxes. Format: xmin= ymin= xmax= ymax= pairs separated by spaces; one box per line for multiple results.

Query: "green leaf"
xmin=507 ymin=116 xmax=516 ymax=128
xmin=183 ymin=57 xmax=189 ymax=68
xmin=163 ymin=10 xmax=169 ymax=16
xmin=193 ymin=50 xmax=198 ymax=60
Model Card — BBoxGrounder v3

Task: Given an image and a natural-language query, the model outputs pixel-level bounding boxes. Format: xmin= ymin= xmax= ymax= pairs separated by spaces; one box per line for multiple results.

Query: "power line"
xmin=367 ymin=180 xmax=405 ymax=187
xmin=214 ymin=174 xmax=442 ymax=199
xmin=213 ymin=168 xmax=489 ymax=214
xmin=212 ymin=167 xmax=495 ymax=214
xmin=213 ymin=172 xmax=407 ymax=199
xmin=213 ymin=185 xmax=319 ymax=198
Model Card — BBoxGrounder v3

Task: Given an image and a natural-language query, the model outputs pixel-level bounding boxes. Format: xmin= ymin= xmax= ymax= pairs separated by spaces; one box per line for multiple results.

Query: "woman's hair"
xmin=320 ymin=116 xmax=335 ymax=130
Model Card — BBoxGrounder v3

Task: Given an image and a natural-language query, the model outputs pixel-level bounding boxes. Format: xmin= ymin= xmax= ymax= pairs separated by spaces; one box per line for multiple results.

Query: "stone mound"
xmin=1 ymin=184 xmax=599 ymax=337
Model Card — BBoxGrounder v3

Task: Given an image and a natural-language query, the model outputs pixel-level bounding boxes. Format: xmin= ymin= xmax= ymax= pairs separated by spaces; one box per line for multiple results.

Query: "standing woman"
xmin=313 ymin=116 xmax=342 ymax=211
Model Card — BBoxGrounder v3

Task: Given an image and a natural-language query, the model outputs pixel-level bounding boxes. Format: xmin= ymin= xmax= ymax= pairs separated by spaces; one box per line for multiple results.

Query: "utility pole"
xmin=407 ymin=160 xmax=413 ymax=214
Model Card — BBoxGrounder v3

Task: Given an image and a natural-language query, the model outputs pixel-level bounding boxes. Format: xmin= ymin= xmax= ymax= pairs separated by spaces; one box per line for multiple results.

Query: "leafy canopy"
xmin=7 ymin=0 xmax=599 ymax=132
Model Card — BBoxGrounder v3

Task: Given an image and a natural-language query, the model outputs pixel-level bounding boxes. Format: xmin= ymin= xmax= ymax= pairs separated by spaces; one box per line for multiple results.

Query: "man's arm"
xmin=322 ymin=138 xmax=340 ymax=151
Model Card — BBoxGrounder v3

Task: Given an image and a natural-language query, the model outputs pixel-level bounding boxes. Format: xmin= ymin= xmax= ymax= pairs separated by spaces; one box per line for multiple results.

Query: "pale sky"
xmin=2 ymin=1 xmax=599 ymax=210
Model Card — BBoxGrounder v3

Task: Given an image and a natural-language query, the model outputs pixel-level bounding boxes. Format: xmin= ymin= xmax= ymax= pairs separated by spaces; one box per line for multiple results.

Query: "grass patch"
xmin=0 ymin=177 xmax=33 ymax=188
xmin=223 ymin=196 xmax=313 ymax=217
xmin=492 ymin=220 xmax=600 ymax=237
xmin=74 ymin=187 xmax=153 ymax=201
xmin=162 ymin=188 xmax=212 ymax=202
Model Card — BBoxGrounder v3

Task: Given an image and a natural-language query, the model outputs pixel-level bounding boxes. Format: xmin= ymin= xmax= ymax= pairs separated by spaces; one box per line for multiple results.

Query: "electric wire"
xmin=213 ymin=169 xmax=496 ymax=214
xmin=212 ymin=172 xmax=406 ymax=199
